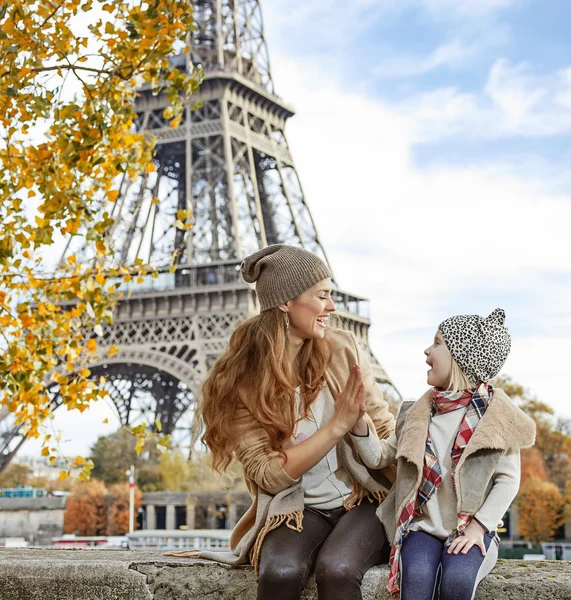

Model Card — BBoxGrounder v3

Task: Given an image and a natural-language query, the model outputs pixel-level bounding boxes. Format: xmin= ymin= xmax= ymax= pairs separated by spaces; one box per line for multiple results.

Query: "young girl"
xmin=168 ymin=244 xmax=396 ymax=600
xmin=355 ymin=308 xmax=536 ymax=600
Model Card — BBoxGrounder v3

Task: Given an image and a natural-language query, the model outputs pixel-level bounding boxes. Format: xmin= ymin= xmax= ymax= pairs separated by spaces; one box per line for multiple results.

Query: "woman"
xmin=170 ymin=244 xmax=396 ymax=600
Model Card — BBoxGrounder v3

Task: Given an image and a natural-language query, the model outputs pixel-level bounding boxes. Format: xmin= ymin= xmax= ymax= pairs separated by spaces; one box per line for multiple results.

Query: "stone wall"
xmin=0 ymin=549 xmax=569 ymax=600
xmin=0 ymin=497 xmax=66 ymax=545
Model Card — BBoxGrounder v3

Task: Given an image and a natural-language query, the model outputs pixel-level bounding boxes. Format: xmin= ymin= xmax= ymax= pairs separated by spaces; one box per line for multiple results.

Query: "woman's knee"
xmin=258 ymin=559 xmax=306 ymax=595
xmin=314 ymin=556 xmax=360 ymax=588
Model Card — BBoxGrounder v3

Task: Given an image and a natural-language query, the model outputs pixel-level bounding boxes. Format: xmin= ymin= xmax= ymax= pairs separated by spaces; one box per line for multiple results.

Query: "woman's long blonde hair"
xmin=196 ymin=308 xmax=332 ymax=473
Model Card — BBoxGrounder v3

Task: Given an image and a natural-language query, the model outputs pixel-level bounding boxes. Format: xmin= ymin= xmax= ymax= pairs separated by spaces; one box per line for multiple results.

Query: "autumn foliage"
xmin=0 ymin=0 xmax=200 ymax=475
xmin=516 ymin=478 xmax=565 ymax=547
xmin=492 ymin=375 xmax=570 ymax=544
xmin=63 ymin=480 xmax=108 ymax=536
xmin=64 ymin=479 xmax=141 ymax=536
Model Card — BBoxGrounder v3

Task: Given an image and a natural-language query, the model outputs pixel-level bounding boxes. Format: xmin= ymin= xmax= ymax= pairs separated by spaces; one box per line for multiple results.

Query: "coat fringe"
xmin=164 ymin=549 xmax=200 ymax=558
xmin=250 ymin=510 xmax=304 ymax=573
xmin=344 ymin=481 xmax=387 ymax=510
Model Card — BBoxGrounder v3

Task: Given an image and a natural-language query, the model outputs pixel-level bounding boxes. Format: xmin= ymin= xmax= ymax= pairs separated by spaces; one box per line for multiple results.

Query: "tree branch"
xmin=33 ymin=65 xmax=114 ymax=77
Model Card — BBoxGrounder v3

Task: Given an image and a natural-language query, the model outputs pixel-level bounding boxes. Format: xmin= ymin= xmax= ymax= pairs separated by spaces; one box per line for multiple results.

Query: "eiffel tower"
xmin=0 ymin=0 xmax=400 ymax=470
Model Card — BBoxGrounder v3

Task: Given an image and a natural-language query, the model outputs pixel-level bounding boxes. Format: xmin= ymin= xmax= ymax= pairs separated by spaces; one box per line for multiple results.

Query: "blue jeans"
xmin=400 ymin=529 xmax=497 ymax=600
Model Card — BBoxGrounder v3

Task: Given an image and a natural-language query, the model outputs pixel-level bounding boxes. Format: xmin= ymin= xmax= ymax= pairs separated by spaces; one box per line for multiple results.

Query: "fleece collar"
xmin=396 ymin=387 xmax=536 ymax=471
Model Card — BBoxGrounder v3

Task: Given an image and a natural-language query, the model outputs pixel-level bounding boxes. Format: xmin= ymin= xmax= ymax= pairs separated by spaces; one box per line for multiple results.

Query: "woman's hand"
xmin=447 ymin=520 xmax=487 ymax=557
xmin=350 ymin=396 xmax=368 ymax=436
xmin=332 ymin=365 xmax=365 ymax=436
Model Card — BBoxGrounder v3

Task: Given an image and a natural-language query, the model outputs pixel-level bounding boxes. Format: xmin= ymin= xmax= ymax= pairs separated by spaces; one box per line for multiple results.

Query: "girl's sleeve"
xmin=234 ymin=401 xmax=300 ymax=495
xmin=351 ymin=429 xmax=398 ymax=469
xmin=473 ymin=450 xmax=521 ymax=533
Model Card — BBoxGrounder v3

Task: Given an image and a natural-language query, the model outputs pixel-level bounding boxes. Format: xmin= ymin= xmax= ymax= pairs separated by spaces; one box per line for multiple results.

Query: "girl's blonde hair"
xmin=195 ymin=307 xmax=332 ymax=474
xmin=446 ymin=356 xmax=473 ymax=393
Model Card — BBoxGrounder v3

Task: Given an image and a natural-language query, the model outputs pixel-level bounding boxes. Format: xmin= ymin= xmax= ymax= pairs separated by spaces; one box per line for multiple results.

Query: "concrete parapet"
xmin=0 ymin=549 xmax=569 ymax=600
xmin=0 ymin=497 xmax=67 ymax=511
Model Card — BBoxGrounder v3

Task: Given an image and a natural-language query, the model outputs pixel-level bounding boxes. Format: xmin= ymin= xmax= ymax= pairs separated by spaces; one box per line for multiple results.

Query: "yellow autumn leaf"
xmin=74 ymin=456 xmax=86 ymax=466
xmin=0 ymin=0 xmax=200 ymax=462
xmin=108 ymin=345 xmax=120 ymax=357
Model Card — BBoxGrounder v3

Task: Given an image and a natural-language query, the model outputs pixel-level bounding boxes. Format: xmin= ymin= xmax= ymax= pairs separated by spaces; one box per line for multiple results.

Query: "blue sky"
xmin=262 ymin=0 xmax=571 ymax=418
xmin=21 ymin=0 xmax=571 ymax=459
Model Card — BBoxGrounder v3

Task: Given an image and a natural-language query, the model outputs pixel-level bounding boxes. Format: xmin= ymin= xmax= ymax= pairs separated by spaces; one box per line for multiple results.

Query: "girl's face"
xmin=424 ymin=330 xmax=452 ymax=388
xmin=284 ymin=278 xmax=336 ymax=341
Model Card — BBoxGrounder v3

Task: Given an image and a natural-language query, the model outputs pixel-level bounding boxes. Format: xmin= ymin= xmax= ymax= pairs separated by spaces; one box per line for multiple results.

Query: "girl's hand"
xmin=447 ymin=520 xmax=487 ymax=557
xmin=332 ymin=365 xmax=365 ymax=435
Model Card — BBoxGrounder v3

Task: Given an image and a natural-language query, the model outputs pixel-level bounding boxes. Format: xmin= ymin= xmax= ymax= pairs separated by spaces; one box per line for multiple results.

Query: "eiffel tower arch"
xmin=0 ymin=0 xmax=401 ymax=470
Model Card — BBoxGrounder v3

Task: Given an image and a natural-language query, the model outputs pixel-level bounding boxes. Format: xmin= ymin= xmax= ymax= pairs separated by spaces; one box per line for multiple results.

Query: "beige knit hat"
xmin=240 ymin=244 xmax=332 ymax=311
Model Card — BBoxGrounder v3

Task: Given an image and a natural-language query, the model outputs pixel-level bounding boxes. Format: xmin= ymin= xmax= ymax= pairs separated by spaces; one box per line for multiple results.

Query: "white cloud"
xmin=485 ymin=59 xmax=549 ymax=122
xmin=373 ymin=40 xmax=480 ymax=78
xmin=555 ymin=67 xmax=571 ymax=109
xmin=272 ymin=53 xmax=571 ymax=418
xmin=420 ymin=0 xmax=513 ymax=17
xmin=397 ymin=59 xmax=571 ymax=142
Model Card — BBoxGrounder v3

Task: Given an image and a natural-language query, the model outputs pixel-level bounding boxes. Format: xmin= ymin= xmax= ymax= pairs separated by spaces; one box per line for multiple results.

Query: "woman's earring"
xmin=284 ymin=313 xmax=289 ymax=330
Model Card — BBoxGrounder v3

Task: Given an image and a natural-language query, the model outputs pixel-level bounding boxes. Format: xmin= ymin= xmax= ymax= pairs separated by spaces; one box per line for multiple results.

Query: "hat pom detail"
xmin=486 ymin=308 xmax=506 ymax=326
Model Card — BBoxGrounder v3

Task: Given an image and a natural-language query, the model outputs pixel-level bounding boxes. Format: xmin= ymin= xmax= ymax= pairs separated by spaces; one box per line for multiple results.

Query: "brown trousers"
xmin=257 ymin=501 xmax=389 ymax=600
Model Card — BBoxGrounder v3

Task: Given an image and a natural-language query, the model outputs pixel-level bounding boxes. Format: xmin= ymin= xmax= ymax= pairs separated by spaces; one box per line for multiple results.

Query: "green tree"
xmin=0 ymin=0 xmax=200 ymax=476
xmin=159 ymin=449 xmax=191 ymax=491
xmin=0 ymin=462 xmax=31 ymax=488
xmin=187 ymin=453 xmax=246 ymax=493
xmin=89 ymin=427 xmax=163 ymax=491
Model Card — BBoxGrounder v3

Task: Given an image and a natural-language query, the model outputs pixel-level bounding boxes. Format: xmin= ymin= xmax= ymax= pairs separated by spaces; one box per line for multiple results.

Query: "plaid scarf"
xmin=386 ymin=382 xmax=492 ymax=598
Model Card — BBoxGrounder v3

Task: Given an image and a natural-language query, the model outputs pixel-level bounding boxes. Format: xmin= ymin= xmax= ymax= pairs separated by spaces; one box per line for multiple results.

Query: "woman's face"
xmin=424 ymin=330 xmax=452 ymax=388
xmin=284 ymin=278 xmax=336 ymax=341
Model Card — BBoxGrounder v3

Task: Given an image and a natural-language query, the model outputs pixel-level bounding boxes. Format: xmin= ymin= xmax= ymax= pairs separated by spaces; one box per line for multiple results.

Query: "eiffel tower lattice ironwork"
xmin=0 ymin=0 xmax=401 ymax=470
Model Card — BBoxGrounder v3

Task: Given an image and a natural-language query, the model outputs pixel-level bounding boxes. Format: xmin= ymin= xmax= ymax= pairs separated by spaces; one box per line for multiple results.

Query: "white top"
xmin=295 ymin=386 xmax=352 ymax=509
xmin=295 ymin=386 xmax=383 ymax=510
xmin=409 ymin=408 xmax=467 ymax=538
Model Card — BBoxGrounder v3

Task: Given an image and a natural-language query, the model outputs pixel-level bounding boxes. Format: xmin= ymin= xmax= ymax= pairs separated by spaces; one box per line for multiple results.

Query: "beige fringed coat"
xmin=167 ymin=328 xmax=396 ymax=570
xmin=378 ymin=388 xmax=536 ymax=543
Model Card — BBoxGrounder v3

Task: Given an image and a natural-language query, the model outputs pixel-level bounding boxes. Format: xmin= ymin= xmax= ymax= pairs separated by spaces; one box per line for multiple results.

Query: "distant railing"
xmin=127 ymin=529 xmax=231 ymax=551
xmin=110 ymin=261 xmax=371 ymax=319
xmin=0 ymin=487 xmax=46 ymax=499
xmin=110 ymin=261 xmax=245 ymax=297
xmin=331 ymin=290 xmax=370 ymax=320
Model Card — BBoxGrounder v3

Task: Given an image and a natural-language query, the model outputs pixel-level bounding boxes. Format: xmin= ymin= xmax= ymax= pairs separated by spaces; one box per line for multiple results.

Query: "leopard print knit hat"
xmin=438 ymin=308 xmax=511 ymax=385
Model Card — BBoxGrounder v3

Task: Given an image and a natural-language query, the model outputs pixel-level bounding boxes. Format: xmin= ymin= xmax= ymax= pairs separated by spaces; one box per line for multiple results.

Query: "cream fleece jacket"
xmin=354 ymin=404 xmax=521 ymax=536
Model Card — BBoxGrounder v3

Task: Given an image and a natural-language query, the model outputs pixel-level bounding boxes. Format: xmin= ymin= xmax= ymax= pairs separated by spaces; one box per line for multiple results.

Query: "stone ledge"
xmin=0 ymin=549 xmax=570 ymax=600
